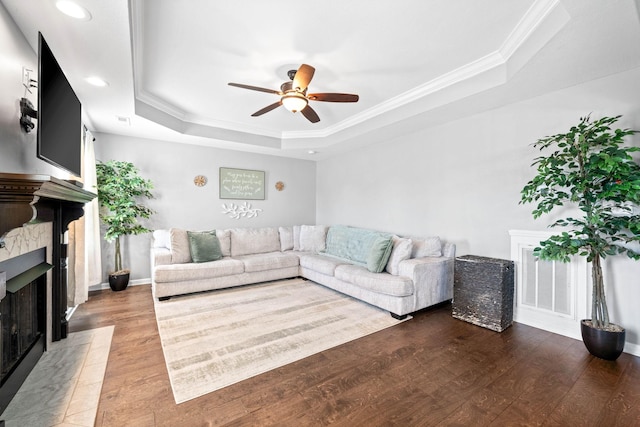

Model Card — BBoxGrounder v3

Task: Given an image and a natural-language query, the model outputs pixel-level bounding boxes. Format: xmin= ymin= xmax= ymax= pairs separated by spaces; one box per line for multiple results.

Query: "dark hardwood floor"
xmin=69 ymin=284 xmax=640 ymax=427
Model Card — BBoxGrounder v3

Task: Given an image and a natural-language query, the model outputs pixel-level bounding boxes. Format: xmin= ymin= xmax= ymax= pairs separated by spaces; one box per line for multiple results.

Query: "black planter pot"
xmin=581 ymin=319 xmax=625 ymax=361
xmin=108 ymin=271 xmax=130 ymax=292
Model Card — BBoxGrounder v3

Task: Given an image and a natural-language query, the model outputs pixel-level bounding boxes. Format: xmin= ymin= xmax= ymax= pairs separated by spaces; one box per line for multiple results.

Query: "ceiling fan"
xmin=228 ymin=64 xmax=359 ymax=123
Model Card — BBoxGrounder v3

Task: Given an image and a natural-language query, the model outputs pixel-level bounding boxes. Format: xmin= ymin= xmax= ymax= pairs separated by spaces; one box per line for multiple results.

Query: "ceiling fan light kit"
xmin=228 ymin=64 xmax=359 ymax=123
xmin=281 ymin=93 xmax=308 ymax=113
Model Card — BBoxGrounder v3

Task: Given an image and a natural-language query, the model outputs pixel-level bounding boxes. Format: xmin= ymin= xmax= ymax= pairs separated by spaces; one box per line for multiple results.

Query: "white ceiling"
xmin=3 ymin=0 xmax=640 ymax=160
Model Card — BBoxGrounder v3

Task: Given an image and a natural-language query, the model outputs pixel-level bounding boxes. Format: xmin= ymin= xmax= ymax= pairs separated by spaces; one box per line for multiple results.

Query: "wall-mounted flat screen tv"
xmin=37 ymin=32 xmax=82 ymax=178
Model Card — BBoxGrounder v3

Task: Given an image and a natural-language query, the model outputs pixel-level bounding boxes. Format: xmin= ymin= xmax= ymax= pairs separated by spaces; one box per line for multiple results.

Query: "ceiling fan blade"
xmin=292 ymin=64 xmax=315 ymax=92
xmin=308 ymin=93 xmax=359 ymax=102
xmin=251 ymin=101 xmax=282 ymax=117
xmin=228 ymin=82 xmax=281 ymax=95
xmin=301 ymin=105 xmax=320 ymax=123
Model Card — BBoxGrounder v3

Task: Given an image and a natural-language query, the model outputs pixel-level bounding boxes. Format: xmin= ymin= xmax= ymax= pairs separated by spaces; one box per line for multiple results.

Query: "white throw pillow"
xmin=298 ymin=225 xmax=328 ymax=252
xmin=293 ymin=225 xmax=301 ymax=251
xmin=152 ymin=229 xmax=171 ymax=249
xmin=411 ymin=236 xmax=442 ymax=258
xmin=169 ymin=228 xmax=192 ymax=264
xmin=279 ymin=226 xmax=294 ymax=251
xmin=385 ymin=236 xmax=413 ymax=275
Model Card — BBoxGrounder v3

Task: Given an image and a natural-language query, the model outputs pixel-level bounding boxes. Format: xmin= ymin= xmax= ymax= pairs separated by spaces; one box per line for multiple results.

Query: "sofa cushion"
xmin=324 ymin=225 xmax=394 ymax=272
xmin=153 ymin=258 xmax=244 ymax=283
xmin=216 ymin=229 xmax=231 ymax=257
xmin=299 ymin=225 xmax=328 ymax=252
xmin=230 ymin=227 xmax=280 ymax=257
xmin=187 ymin=230 xmax=222 ymax=263
xmin=298 ymin=253 xmax=349 ymax=276
xmin=279 ymin=226 xmax=294 ymax=251
xmin=385 ymin=236 xmax=413 ymax=275
xmin=235 ymin=252 xmax=299 ymax=273
xmin=169 ymin=228 xmax=191 ymax=264
xmin=334 ymin=264 xmax=414 ymax=297
xmin=411 ymin=236 xmax=442 ymax=258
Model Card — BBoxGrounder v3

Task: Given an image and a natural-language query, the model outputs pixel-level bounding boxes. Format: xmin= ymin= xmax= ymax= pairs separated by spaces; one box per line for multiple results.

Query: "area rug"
xmin=154 ymin=278 xmax=408 ymax=404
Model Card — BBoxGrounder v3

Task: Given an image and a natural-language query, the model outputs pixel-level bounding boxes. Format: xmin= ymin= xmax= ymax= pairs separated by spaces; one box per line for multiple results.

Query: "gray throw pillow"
xmin=187 ymin=230 xmax=222 ymax=263
xmin=366 ymin=235 xmax=394 ymax=273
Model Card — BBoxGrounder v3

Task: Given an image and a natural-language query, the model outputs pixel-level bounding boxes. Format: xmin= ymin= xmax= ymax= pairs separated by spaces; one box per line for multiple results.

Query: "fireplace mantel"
xmin=0 ymin=172 xmax=96 ymax=248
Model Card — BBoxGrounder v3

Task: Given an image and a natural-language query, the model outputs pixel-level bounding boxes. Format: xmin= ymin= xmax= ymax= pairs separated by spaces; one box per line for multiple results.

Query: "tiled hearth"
xmin=0 ymin=326 xmax=113 ymax=426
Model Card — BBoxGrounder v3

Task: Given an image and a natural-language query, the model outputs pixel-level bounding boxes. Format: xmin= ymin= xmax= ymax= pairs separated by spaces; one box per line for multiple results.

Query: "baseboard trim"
xmin=89 ymin=278 xmax=150 ymax=292
xmin=624 ymin=341 xmax=640 ymax=358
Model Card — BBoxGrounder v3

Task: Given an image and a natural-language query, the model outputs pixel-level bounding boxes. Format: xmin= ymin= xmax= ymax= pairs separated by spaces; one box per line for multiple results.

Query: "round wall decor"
xmin=194 ymin=175 xmax=208 ymax=187
xmin=275 ymin=181 xmax=285 ymax=191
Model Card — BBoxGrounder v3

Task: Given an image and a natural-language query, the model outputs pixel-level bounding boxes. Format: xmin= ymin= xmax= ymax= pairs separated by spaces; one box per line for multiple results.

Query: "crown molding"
xmin=129 ymin=0 xmax=569 ymax=145
xmin=500 ymin=0 xmax=564 ymax=60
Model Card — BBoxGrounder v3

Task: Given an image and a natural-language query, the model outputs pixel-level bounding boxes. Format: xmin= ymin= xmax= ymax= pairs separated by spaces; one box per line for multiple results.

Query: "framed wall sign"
xmin=219 ymin=167 xmax=265 ymax=200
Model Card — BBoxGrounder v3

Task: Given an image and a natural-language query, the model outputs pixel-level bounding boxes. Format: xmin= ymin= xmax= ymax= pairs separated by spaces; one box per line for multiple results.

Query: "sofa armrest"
xmin=398 ymin=256 xmax=454 ymax=309
xmin=152 ymin=247 xmax=172 ymax=267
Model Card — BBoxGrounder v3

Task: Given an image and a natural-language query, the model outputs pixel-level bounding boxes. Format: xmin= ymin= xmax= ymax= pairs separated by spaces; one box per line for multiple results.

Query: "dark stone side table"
xmin=453 ymin=255 xmax=515 ymax=332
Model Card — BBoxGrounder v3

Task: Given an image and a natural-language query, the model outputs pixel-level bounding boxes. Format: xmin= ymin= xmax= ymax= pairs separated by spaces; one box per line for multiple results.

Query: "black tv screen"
xmin=37 ymin=32 xmax=82 ymax=178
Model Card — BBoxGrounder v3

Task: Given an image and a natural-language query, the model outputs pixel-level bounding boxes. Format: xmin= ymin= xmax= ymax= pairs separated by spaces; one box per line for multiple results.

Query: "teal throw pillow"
xmin=187 ymin=230 xmax=223 ymax=263
xmin=366 ymin=235 xmax=394 ymax=273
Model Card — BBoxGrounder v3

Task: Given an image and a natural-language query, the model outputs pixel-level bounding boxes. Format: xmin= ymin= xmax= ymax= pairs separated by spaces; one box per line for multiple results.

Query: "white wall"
xmin=1 ymin=0 xmax=317 ymax=286
xmin=0 ymin=2 xmax=75 ymax=179
xmin=3 ymin=0 xmax=639 ymax=350
xmin=93 ymin=133 xmax=316 ymax=282
xmin=316 ymin=66 xmax=640 ymax=348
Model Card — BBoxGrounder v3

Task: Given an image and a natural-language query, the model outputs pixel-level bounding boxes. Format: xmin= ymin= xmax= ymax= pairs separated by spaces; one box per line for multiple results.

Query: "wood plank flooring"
xmin=69 ymin=284 xmax=640 ymax=427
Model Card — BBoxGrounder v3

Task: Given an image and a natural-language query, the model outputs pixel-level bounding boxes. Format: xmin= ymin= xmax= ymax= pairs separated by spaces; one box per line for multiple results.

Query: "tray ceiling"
xmin=3 ymin=0 xmax=640 ymax=159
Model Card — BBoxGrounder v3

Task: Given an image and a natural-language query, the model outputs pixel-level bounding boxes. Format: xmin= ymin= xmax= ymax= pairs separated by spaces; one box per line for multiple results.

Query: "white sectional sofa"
xmin=151 ymin=225 xmax=455 ymax=319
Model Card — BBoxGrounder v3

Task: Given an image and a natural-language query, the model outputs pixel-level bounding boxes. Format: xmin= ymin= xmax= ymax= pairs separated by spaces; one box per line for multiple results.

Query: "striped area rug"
xmin=154 ymin=278 xmax=407 ymax=403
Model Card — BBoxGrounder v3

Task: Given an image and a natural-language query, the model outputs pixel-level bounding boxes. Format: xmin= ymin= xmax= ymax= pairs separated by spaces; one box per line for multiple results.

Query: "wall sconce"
xmin=20 ymin=97 xmax=37 ymax=133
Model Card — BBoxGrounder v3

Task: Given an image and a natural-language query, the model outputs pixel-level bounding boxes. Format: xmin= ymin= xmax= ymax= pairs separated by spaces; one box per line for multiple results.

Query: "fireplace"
xmin=1 ymin=274 xmax=44 ymax=379
xmin=0 ymin=173 xmax=95 ymax=413
xmin=0 ymin=248 xmax=50 ymax=410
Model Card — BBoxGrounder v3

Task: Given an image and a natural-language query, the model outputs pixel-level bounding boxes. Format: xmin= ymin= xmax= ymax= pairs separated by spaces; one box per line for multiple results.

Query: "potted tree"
xmin=96 ymin=160 xmax=154 ymax=291
xmin=520 ymin=115 xmax=640 ymax=360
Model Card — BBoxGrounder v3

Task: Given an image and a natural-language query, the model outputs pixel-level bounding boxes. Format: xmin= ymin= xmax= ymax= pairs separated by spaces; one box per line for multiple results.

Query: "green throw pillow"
xmin=187 ymin=230 xmax=222 ymax=263
xmin=366 ymin=235 xmax=394 ymax=273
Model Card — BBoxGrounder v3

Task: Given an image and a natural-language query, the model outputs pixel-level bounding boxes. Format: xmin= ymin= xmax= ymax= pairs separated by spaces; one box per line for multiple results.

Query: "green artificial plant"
xmin=96 ymin=160 xmax=154 ymax=274
xmin=520 ymin=115 xmax=640 ymax=330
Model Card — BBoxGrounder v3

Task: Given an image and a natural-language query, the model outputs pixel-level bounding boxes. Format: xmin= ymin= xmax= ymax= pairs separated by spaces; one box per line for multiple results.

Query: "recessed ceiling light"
xmin=55 ymin=1 xmax=92 ymax=21
xmin=307 ymin=150 xmax=317 ymax=155
xmin=85 ymin=76 xmax=108 ymax=87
